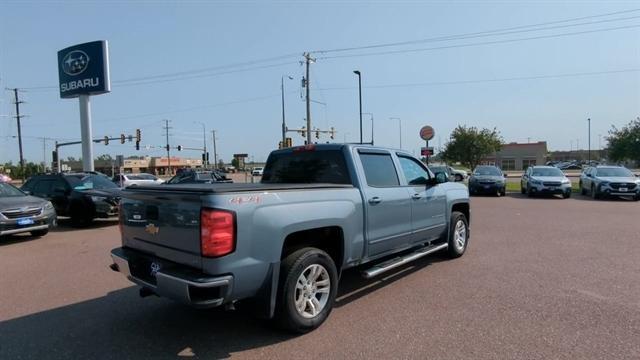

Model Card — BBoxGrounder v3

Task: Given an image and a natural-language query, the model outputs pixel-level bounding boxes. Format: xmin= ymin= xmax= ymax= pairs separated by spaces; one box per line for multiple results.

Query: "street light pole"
xmin=194 ymin=121 xmax=207 ymax=169
xmin=281 ymin=75 xmax=293 ymax=145
xmin=363 ymin=113 xmax=374 ymax=145
xmin=587 ymin=118 xmax=591 ymax=163
xmin=353 ymin=70 xmax=363 ymax=144
xmin=390 ymin=117 xmax=402 ymax=149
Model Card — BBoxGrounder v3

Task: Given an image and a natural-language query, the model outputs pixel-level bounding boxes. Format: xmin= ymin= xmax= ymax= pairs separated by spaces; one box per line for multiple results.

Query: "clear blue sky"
xmin=1 ymin=0 xmax=639 ymax=164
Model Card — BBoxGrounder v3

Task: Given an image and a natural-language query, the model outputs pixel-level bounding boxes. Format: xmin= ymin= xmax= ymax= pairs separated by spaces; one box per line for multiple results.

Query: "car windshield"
xmin=0 ymin=182 xmax=25 ymax=197
xmin=127 ymin=174 xmax=157 ymax=180
xmin=596 ymin=168 xmax=634 ymax=177
xmin=531 ymin=168 xmax=564 ymax=177
xmin=474 ymin=167 xmax=501 ymax=176
xmin=68 ymin=174 xmax=119 ymax=190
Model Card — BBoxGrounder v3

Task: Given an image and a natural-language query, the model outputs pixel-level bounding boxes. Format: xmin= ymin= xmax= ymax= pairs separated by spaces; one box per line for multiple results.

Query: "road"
xmin=1 ymin=195 xmax=639 ymax=359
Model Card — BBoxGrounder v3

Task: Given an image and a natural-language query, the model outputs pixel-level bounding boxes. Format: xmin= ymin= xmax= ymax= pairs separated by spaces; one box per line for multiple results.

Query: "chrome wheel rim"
xmin=294 ymin=264 xmax=331 ymax=319
xmin=454 ymin=220 xmax=467 ymax=251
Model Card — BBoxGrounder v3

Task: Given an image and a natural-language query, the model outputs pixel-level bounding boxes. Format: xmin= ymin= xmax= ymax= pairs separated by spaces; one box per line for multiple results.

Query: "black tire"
xmin=591 ymin=185 xmax=599 ymax=200
xmin=526 ymin=185 xmax=533 ymax=198
xmin=30 ymin=229 xmax=49 ymax=237
xmin=580 ymin=182 xmax=587 ymax=195
xmin=275 ymin=247 xmax=338 ymax=333
xmin=447 ymin=211 xmax=469 ymax=258
xmin=634 ymin=194 xmax=640 ymax=201
xmin=562 ymin=191 xmax=571 ymax=199
xmin=500 ymin=188 xmax=506 ymax=197
xmin=520 ymin=185 xmax=526 ymax=194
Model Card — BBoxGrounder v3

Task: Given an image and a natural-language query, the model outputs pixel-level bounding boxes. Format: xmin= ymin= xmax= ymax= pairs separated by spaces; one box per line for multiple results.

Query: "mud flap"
xmin=246 ymin=261 xmax=280 ymax=319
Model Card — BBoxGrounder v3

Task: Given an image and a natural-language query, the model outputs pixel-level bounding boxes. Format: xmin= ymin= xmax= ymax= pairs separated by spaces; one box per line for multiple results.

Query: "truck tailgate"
xmin=120 ymin=189 xmax=203 ymax=269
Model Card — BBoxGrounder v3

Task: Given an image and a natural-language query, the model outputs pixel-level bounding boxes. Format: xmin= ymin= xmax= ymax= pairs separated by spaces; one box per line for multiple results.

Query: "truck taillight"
xmin=201 ymin=209 xmax=236 ymax=257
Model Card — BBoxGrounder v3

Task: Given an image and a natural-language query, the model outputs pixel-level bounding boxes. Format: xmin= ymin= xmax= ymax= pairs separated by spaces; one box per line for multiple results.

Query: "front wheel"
xmin=563 ymin=191 xmax=571 ymax=199
xmin=447 ymin=211 xmax=469 ymax=258
xmin=591 ymin=185 xmax=600 ymax=200
xmin=275 ymin=248 xmax=338 ymax=333
xmin=580 ymin=182 xmax=586 ymax=195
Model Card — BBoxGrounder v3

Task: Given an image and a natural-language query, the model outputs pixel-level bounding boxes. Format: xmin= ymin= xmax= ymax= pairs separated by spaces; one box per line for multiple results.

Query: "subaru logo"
xmin=61 ymin=50 xmax=90 ymax=76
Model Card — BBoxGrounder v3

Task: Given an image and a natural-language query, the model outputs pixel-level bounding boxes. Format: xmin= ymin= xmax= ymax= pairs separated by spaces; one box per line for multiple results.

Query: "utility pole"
xmin=303 ymin=52 xmax=315 ymax=145
xmin=281 ymin=75 xmax=292 ymax=145
xmin=353 ymin=70 xmax=363 ymax=143
xmin=164 ymin=119 xmax=172 ymax=175
xmin=10 ymin=88 xmax=25 ymax=180
xmin=212 ymin=130 xmax=218 ymax=169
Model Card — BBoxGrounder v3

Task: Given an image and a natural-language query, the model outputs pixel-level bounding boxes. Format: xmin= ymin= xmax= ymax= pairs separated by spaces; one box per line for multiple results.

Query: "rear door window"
xmin=359 ymin=153 xmax=399 ymax=187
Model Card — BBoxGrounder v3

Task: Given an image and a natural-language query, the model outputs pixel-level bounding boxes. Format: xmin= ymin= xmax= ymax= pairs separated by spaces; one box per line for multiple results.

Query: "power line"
xmin=317 ymin=24 xmax=640 ymax=60
xmin=313 ymin=8 xmax=640 ymax=54
xmin=316 ymin=68 xmax=640 ymax=91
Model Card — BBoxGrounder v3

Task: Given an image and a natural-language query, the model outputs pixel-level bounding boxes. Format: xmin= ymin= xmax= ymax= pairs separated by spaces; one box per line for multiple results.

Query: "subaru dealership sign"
xmin=57 ymin=40 xmax=111 ymax=98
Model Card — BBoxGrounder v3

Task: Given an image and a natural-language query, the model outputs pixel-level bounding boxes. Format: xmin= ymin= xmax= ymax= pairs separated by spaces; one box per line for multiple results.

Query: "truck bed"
xmin=126 ymin=183 xmax=354 ymax=194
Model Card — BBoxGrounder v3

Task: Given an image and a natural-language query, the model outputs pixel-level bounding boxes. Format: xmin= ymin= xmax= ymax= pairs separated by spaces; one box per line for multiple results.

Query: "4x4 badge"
xmin=145 ymin=223 xmax=159 ymax=235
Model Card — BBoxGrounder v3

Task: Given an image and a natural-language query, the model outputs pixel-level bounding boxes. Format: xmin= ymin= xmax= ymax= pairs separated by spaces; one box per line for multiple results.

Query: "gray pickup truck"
xmin=110 ymin=144 xmax=470 ymax=332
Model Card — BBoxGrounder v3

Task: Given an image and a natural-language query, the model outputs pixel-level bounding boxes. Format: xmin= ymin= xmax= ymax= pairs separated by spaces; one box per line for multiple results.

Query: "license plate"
xmin=484 ymin=185 xmax=490 ymax=189
xmin=619 ymin=188 xmax=627 ymax=192
xmin=548 ymin=187 xmax=557 ymax=190
xmin=17 ymin=218 xmax=34 ymax=226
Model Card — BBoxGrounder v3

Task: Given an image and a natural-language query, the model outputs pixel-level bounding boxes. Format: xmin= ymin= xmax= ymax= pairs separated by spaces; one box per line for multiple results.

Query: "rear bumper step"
xmin=362 ymin=243 xmax=448 ymax=279
xmin=110 ymin=247 xmax=233 ymax=308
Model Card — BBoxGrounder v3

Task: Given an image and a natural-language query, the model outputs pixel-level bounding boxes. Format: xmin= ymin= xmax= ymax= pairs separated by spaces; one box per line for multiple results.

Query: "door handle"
xmin=368 ymin=197 xmax=382 ymax=205
xmin=412 ymin=193 xmax=422 ymax=200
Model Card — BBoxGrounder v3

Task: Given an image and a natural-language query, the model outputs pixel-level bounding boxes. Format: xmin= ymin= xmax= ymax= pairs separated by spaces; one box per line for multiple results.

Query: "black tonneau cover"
xmin=124 ymin=182 xmax=354 ymax=194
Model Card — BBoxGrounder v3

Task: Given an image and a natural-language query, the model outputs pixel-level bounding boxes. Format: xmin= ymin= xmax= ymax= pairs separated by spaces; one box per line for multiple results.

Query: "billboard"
xmin=58 ymin=40 xmax=111 ymax=98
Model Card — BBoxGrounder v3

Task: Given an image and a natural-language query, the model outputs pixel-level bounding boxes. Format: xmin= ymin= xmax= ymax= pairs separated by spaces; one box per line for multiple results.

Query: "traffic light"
xmin=330 ymin=127 xmax=335 ymax=140
xmin=165 ymin=144 xmax=170 ymax=151
xmin=202 ymin=153 xmax=206 ymax=162
xmin=285 ymin=137 xmax=292 ymax=147
xmin=135 ymin=141 xmax=140 ymax=151
xmin=278 ymin=141 xmax=283 ymax=149
xmin=135 ymin=129 xmax=141 ymax=142
xmin=301 ymin=126 xmax=306 ymax=138
xmin=206 ymin=152 xmax=210 ymax=162
xmin=104 ymin=136 xmax=109 ymax=145
xmin=120 ymin=134 xmax=125 ymax=144
xmin=52 ymin=150 xmax=58 ymax=163
xmin=177 ymin=145 xmax=182 ymax=151
xmin=315 ymin=130 xmax=320 ymax=139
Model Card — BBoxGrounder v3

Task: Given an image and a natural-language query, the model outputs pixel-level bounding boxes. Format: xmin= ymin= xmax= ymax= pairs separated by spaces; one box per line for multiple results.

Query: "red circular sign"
xmin=420 ymin=126 xmax=435 ymax=141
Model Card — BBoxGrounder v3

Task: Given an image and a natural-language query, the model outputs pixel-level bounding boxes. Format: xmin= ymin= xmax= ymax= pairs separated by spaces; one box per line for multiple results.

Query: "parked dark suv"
xmin=21 ymin=173 xmax=121 ymax=226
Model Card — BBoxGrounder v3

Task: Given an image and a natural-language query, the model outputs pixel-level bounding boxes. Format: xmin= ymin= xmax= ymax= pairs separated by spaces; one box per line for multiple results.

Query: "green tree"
xmin=607 ymin=117 xmax=640 ymax=163
xmin=96 ymin=154 xmax=113 ymax=161
xmin=441 ymin=125 xmax=503 ymax=170
xmin=231 ymin=158 xmax=239 ymax=168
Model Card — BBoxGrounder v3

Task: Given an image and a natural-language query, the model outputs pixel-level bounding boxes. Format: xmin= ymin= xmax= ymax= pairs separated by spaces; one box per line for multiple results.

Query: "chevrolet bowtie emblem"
xmin=145 ymin=223 xmax=159 ymax=235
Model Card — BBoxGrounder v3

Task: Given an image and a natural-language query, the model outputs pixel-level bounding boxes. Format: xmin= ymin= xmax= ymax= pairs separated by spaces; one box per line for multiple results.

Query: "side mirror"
xmin=435 ymin=172 xmax=448 ymax=184
xmin=503 ymin=173 xmax=508 ymax=178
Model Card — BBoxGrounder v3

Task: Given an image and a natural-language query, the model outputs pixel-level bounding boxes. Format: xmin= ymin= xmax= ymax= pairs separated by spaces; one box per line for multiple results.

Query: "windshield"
xmin=128 ymin=174 xmax=157 ymax=180
xmin=429 ymin=166 xmax=447 ymax=174
xmin=531 ymin=168 xmax=564 ymax=177
xmin=0 ymin=182 xmax=26 ymax=197
xmin=596 ymin=167 xmax=634 ymax=177
xmin=474 ymin=167 xmax=502 ymax=176
xmin=69 ymin=174 xmax=119 ymax=190
xmin=262 ymin=150 xmax=352 ymax=184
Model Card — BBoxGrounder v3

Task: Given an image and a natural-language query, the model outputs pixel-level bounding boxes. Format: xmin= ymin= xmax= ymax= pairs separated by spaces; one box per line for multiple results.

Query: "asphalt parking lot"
xmin=1 ymin=195 xmax=639 ymax=359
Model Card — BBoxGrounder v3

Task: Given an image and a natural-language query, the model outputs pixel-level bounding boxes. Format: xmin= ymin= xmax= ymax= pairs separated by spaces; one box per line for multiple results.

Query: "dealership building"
xmin=482 ymin=141 xmax=548 ymax=171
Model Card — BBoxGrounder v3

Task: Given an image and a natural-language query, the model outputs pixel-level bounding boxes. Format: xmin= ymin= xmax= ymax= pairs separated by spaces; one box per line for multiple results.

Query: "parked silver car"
xmin=521 ymin=166 xmax=572 ymax=198
xmin=579 ymin=166 xmax=640 ymax=200
xmin=112 ymin=173 xmax=164 ymax=188
xmin=0 ymin=182 xmax=57 ymax=237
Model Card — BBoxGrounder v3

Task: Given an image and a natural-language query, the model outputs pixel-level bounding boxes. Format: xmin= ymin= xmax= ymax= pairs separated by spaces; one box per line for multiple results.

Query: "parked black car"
xmin=166 ymin=169 xmax=233 ymax=184
xmin=468 ymin=165 xmax=507 ymax=196
xmin=21 ymin=173 xmax=121 ymax=227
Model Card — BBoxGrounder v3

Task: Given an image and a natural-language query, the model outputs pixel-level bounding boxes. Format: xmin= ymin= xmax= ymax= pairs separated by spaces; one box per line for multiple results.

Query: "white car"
xmin=252 ymin=167 xmax=264 ymax=176
xmin=112 ymin=173 xmax=164 ymax=187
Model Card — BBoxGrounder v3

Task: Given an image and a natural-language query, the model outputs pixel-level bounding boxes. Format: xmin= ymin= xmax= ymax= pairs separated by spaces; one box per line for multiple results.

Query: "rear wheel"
xmin=70 ymin=205 xmax=93 ymax=227
xmin=447 ymin=211 xmax=469 ymax=258
xmin=275 ymin=248 xmax=338 ymax=333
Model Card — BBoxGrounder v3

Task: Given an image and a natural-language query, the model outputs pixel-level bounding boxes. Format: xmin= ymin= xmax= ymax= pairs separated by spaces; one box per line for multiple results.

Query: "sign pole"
xmin=426 ymin=140 xmax=429 ymax=165
xmin=78 ymin=95 xmax=94 ymax=171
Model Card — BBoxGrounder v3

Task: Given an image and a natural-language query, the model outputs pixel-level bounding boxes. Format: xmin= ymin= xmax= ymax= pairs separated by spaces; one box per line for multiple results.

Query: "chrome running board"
xmin=362 ymin=243 xmax=448 ymax=279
